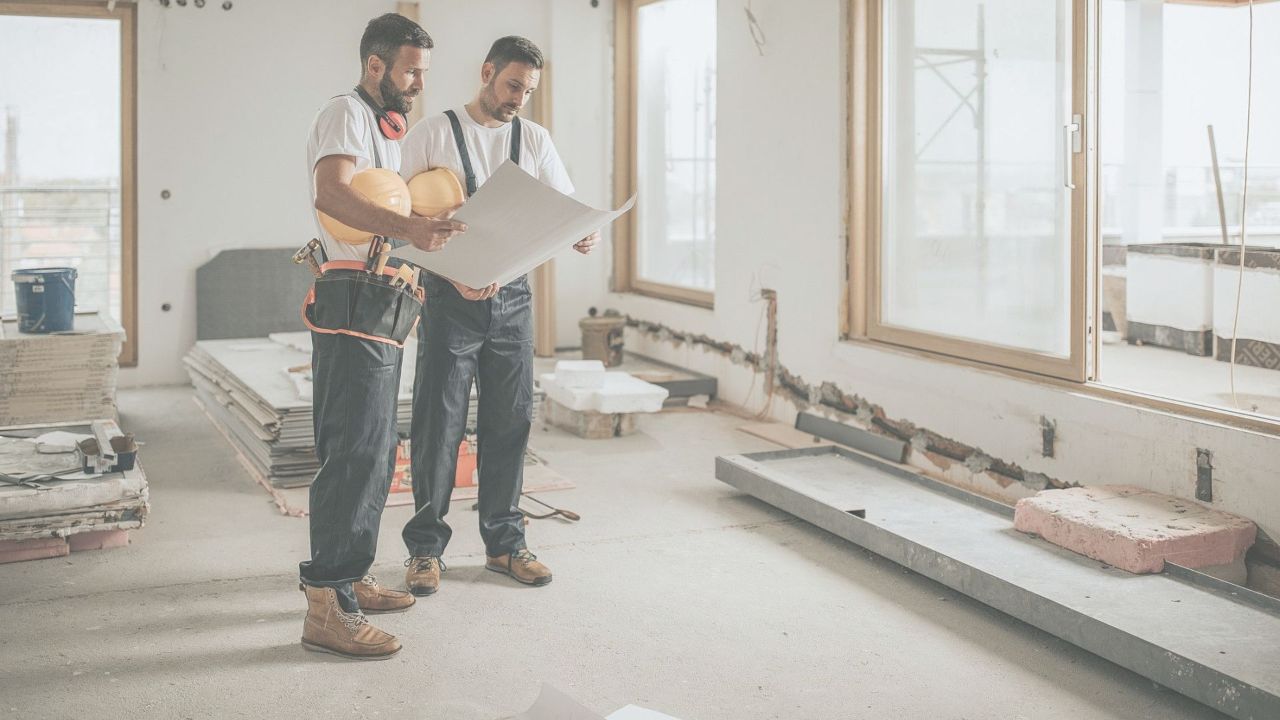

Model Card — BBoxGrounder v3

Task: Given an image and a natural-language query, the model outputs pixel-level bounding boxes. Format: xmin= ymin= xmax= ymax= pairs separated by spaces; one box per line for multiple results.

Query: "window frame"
xmin=612 ymin=0 xmax=716 ymax=309
xmin=848 ymin=0 xmax=1097 ymax=382
xmin=847 ymin=0 xmax=1280 ymax=436
xmin=0 ymin=0 xmax=138 ymax=366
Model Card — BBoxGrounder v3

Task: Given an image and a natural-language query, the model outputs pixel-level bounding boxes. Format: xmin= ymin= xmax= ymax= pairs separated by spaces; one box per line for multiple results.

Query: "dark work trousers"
xmin=403 ymin=273 xmax=534 ymax=558
xmin=299 ymin=331 xmax=403 ymax=613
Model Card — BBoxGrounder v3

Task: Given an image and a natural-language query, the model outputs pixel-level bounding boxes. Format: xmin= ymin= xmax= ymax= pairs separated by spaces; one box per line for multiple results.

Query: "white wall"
xmin=121 ymin=0 xmax=613 ymax=386
xmin=123 ymin=0 xmax=398 ymax=386
xmin=592 ymin=0 xmax=1280 ymax=540
xmin=546 ymin=3 xmax=615 ymax=347
xmin=119 ymin=0 xmax=1280 ymax=541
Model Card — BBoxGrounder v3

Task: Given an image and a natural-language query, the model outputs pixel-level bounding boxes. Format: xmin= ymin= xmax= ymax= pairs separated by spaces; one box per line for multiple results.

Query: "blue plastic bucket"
xmin=12 ymin=267 xmax=77 ymax=333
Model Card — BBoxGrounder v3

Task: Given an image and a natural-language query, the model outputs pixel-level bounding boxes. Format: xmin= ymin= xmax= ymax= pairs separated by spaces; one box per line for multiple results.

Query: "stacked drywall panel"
xmin=0 ymin=312 xmax=124 ymax=427
xmin=185 ymin=333 xmax=538 ymax=488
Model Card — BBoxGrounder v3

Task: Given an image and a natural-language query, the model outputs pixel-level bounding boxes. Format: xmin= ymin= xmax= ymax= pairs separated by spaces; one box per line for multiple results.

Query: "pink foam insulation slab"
xmin=1013 ymin=485 xmax=1256 ymax=574
xmin=0 ymin=536 xmax=69 ymax=564
xmin=67 ymin=529 xmax=130 ymax=552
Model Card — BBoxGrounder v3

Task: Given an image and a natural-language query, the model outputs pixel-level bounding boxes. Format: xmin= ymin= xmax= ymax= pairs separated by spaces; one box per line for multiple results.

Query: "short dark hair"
xmin=359 ymin=13 xmax=433 ymax=71
xmin=484 ymin=36 xmax=543 ymax=74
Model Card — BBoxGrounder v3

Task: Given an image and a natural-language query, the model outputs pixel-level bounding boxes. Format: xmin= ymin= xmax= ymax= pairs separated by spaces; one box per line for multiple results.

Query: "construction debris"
xmin=1014 ymin=485 xmax=1256 ymax=580
xmin=0 ymin=425 xmax=149 ymax=562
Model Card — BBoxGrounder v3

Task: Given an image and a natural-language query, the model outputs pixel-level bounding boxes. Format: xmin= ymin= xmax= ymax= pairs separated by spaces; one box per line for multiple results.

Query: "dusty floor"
xmin=0 ymin=386 xmax=1227 ymax=719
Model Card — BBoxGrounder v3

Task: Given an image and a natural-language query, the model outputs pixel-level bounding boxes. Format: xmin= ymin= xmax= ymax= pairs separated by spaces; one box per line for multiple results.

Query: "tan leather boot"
xmin=300 ymin=584 xmax=401 ymax=660
xmin=485 ymin=549 xmax=552 ymax=586
xmin=404 ymin=556 xmax=445 ymax=596
xmin=354 ymin=574 xmax=415 ymax=614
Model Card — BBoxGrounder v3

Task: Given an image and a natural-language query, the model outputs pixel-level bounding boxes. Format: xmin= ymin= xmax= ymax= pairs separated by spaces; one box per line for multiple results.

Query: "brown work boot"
xmin=485 ymin=549 xmax=553 ymax=586
xmin=299 ymin=584 xmax=400 ymax=660
xmin=404 ymin=556 xmax=446 ymax=596
xmin=354 ymin=574 xmax=415 ymax=614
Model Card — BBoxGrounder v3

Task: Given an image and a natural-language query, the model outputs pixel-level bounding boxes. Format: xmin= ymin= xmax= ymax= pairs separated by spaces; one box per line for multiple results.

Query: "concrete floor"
xmin=0 ymin=386 xmax=1228 ymax=720
xmin=1100 ymin=339 xmax=1280 ymax=419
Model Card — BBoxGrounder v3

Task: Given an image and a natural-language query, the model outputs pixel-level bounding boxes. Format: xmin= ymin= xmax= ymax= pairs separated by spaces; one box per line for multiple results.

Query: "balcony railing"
xmin=0 ymin=185 xmax=121 ymax=322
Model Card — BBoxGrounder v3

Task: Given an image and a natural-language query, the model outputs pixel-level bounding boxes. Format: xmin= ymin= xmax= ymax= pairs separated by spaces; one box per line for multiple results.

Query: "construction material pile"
xmin=0 ymin=312 xmax=124 ymax=427
xmin=0 ymin=423 xmax=149 ymax=562
xmin=185 ymin=332 xmax=538 ymax=488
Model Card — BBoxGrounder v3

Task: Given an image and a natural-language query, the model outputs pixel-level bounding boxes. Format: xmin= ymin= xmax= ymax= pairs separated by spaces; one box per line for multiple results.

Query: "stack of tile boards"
xmin=0 ymin=426 xmax=149 ymax=562
xmin=0 ymin=312 xmax=123 ymax=427
xmin=186 ymin=332 xmax=540 ymax=488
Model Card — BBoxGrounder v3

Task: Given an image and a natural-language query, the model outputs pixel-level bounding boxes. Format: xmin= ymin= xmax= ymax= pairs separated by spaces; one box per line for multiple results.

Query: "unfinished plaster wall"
xmin=592 ymin=0 xmax=1280 ymax=546
xmin=122 ymin=0 xmax=399 ymax=387
xmin=121 ymin=0 xmax=611 ymax=385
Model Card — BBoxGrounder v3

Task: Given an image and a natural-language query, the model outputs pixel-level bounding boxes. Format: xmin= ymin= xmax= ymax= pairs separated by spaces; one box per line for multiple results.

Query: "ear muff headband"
xmin=354 ymin=85 xmax=407 ymax=141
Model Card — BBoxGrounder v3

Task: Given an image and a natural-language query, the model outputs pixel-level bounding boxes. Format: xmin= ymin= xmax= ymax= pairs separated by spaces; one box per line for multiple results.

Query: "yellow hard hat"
xmin=317 ymin=168 xmax=411 ymax=244
xmin=408 ymin=167 xmax=466 ymax=219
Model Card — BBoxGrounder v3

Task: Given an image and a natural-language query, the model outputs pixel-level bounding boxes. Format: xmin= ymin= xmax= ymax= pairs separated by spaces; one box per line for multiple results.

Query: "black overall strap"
xmin=510 ymin=115 xmax=522 ymax=165
xmin=444 ymin=110 xmax=477 ymax=197
xmin=444 ymin=110 xmax=523 ymax=198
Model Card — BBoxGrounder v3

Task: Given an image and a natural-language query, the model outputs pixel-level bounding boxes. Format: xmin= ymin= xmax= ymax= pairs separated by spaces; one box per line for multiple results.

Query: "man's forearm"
xmin=315 ymin=182 xmax=412 ymax=240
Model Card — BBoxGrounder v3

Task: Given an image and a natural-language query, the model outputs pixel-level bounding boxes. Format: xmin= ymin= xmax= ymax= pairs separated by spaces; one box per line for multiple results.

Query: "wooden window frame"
xmin=0 ymin=0 xmax=138 ymax=366
xmin=847 ymin=0 xmax=1280 ymax=436
xmin=848 ymin=0 xmax=1096 ymax=382
xmin=613 ymin=0 xmax=715 ymax=310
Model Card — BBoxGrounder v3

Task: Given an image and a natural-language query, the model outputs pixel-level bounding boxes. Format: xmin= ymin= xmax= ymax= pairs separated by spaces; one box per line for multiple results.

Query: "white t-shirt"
xmin=399 ymin=106 xmax=573 ymax=199
xmin=305 ymin=93 xmax=402 ymax=262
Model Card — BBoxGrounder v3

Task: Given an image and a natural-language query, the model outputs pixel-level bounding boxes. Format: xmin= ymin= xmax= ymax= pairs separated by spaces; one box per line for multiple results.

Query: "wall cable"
xmin=1228 ymin=0 xmax=1255 ymax=409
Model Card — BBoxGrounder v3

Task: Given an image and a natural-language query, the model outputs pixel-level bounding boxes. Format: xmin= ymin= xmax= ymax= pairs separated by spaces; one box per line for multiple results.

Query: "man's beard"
xmin=480 ymin=81 xmax=519 ymax=122
xmin=379 ymin=74 xmax=415 ymax=114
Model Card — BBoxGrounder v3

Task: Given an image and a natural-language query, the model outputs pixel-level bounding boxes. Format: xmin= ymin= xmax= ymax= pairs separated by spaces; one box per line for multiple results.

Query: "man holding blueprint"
xmin=396 ymin=36 xmax=600 ymax=594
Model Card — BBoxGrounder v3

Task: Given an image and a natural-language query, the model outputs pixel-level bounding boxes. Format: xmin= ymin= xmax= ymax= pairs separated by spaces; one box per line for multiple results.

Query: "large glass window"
xmin=617 ymin=0 xmax=716 ymax=306
xmin=852 ymin=0 xmax=1279 ymax=428
xmin=0 ymin=5 xmax=135 ymax=363
xmin=876 ymin=0 xmax=1079 ymax=366
xmin=1097 ymin=0 xmax=1280 ymax=421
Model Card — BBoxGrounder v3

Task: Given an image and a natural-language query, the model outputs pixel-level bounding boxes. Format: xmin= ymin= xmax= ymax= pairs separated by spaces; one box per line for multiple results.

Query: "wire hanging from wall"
xmin=745 ymin=1 xmax=767 ymax=57
xmin=1227 ymin=0 xmax=1255 ymax=410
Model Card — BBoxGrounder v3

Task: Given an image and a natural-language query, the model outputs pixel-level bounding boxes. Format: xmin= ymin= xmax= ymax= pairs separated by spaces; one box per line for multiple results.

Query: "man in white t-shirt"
xmin=297 ymin=13 xmax=465 ymax=662
xmin=398 ymin=36 xmax=597 ymax=596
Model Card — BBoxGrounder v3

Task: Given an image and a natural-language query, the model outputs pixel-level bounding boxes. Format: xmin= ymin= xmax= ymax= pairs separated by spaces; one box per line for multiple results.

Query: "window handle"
xmin=1063 ymin=114 xmax=1082 ymax=190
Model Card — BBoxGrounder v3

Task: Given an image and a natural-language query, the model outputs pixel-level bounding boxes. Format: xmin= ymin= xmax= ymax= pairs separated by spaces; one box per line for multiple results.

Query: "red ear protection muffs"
xmin=378 ymin=111 xmax=406 ymax=141
xmin=354 ymin=86 xmax=407 ymax=141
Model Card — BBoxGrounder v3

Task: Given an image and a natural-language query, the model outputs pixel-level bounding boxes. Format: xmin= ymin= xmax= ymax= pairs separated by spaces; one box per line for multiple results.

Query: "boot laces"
xmin=338 ymin=607 xmax=370 ymax=633
xmin=405 ymin=556 xmax=446 ymax=573
xmin=512 ymin=549 xmax=538 ymax=566
xmin=359 ymin=574 xmax=379 ymax=588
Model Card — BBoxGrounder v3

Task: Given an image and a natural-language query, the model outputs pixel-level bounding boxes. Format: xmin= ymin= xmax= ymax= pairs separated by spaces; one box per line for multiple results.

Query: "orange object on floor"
xmin=390 ymin=437 xmax=476 ymax=492
xmin=389 ymin=438 xmax=412 ymax=493
xmin=455 ymin=438 xmax=477 ymax=488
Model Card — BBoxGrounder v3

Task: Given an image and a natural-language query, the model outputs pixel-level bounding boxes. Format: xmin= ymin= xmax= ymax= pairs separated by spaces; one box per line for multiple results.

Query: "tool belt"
xmin=301 ymin=260 xmax=424 ymax=347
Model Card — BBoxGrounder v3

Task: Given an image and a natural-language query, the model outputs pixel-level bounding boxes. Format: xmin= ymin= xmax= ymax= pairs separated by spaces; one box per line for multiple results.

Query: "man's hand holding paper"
xmin=391 ymin=161 xmax=635 ymax=288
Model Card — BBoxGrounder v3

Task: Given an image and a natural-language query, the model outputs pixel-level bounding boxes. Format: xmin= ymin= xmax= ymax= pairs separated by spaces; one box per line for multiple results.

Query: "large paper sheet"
xmin=390 ymin=161 xmax=636 ymax=288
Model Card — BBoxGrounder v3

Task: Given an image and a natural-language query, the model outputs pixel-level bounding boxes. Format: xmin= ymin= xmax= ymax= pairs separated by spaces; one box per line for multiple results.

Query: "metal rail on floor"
xmin=716 ymin=445 xmax=1280 ymax=720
